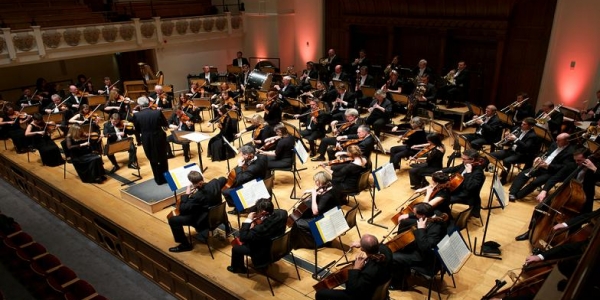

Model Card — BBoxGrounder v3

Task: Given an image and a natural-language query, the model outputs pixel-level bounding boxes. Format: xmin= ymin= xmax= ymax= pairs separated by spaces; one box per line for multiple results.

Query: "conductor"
xmin=131 ymin=96 xmax=170 ymax=185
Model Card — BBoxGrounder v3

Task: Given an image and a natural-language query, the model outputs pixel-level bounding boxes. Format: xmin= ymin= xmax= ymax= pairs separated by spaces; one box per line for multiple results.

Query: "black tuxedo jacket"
xmin=512 ymin=129 xmax=540 ymax=155
xmin=180 ymin=178 xmax=227 ymax=229
xmin=412 ymin=66 xmax=434 ymax=78
xmin=346 ymin=244 xmax=392 ymax=299
xmin=234 ymin=155 xmax=269 ymax=187
xmin=535 ymin=109 xmax=564 ymax=137
xmin=330 ymin=71 xmax=349 ymax=82
xmin=477 ymin=114 xmax=503 ymax=143
xmin=131 ymin=108 xmax=169 ymax=162
xmin=345 ymin=134 xmax=375 ymax=159
xmin=232 ymin=57 xmax=250 ymax=67
xmin=326 ymin=55 xmax=342 ymax=73
xmin=454 ymin=69 xmax=470 ymax=89
xmin=440 ymin=164 xmax=486 ymax=200
xmin=239 ymin=209 xmax=287 ymax=266
xmin=64 ymin=93 xmax=88 ymax=111
xmin=279 ymin=84 xmax=298 ymax=99
xmin=541 ymin=143 xmax=574 ymax=173
xmin=199 ymin=72 xmax=218 ymax=84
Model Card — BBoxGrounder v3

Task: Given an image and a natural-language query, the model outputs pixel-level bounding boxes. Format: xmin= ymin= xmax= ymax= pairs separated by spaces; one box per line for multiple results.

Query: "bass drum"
xmin=247 ymin=70 xmax=273 ymax=91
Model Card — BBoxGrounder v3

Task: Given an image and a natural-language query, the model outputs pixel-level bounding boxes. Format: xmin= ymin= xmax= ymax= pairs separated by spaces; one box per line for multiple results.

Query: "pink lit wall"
xmin=538 ymin=0 xmax=600 ymax=110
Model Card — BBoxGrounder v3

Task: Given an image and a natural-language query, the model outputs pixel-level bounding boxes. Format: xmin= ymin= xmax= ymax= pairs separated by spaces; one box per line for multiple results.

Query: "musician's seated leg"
xmin=168 ymin=215 xmax=195 ymax=251
xmin=315 ymin=136 xmax=337 ymax=160
xmin=290 ymin=222 xmax=318 ymax=250
xmin=326 ymin=146 xmax=337 ymax=161
xmin=389 ymin=145 xmax=410 ymax=170
xmin=514 ymin=173 xmax=551 ymax=200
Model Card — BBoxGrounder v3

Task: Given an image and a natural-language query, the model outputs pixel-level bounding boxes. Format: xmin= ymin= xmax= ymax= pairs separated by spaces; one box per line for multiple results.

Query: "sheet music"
xmin=236 ymin=179 xmax=271 ymax=209
xmin=181 ymin=132 xmax=211 ymax=143
xmin=493 ymin=176 xmax=507 ymax=208
xmin=294 ymin=140 xmax=309 ymax=164
xmin=223 ymin=136 xmax=239 ymax=155
xmin=373 ymin=163 xmax=397 ymax=190
xmin=164 ymin=164 xmax=201 ymax=191
xmin=437 ymin=232 xmax=471 ymax=274
xmin=315 ymin=207 xmax=349 ymax=243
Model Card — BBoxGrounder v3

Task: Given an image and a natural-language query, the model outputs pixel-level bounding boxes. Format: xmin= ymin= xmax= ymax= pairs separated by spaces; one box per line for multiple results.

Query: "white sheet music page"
xmin=181 ymin=132 xmax=211 ymax=143
xmin=437 ymin=232 xmax=471 ymax=274
xmin=236 ymin=179 xmax=271 ymax=209
xmin=373 ymin=163 xmax=398 ymax=190
xmin=316 ymin=207 xmax=350 ymax=242
xmin=222 ymin=136 xmax=239 ymax=154
xmin=294 ymin=140 xmax=309 ymax=164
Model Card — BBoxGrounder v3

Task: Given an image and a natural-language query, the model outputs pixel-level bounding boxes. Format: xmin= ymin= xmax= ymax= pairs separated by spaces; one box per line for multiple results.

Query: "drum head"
xmin=247 ymin=70 xmax=273 ymax=91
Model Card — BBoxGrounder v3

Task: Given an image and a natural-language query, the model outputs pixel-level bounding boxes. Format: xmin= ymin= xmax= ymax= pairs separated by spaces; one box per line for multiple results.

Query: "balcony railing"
xmin=0 ymin=12 xmax=243 ymax=66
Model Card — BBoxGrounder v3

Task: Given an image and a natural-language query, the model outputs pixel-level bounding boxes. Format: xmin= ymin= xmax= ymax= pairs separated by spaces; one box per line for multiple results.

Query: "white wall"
xmin=538 ymin=0 xmax=600 ymax=110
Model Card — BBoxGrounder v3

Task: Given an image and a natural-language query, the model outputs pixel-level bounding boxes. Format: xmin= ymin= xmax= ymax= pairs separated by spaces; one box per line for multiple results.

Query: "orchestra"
xmin=3 ymin=52 xmax=600 ymax=300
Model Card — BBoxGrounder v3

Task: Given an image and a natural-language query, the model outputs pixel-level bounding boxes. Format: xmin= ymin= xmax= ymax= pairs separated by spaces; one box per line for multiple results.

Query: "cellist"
xmin=167 ymin=171 xmax=226 ymax=253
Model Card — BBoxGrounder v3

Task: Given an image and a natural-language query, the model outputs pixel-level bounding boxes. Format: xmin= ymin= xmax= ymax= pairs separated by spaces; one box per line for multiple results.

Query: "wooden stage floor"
xmin=1 ymin=109 xmax=597 ymax=300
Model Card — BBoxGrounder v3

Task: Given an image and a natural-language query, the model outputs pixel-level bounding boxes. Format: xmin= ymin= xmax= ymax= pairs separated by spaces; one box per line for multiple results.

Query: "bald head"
xmin=360 ymin=234 xmax=379 ymax=255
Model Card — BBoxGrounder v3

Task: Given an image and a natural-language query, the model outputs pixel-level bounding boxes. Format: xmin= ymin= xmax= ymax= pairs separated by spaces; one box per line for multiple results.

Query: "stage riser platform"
xmin=0 ymin=155 xmax=239 ymax=300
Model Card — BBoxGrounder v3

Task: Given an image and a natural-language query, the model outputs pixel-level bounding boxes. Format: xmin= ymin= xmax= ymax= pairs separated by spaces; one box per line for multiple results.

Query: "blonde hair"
xmin=346 ymin=145 xmax=362 ymax=158
xmin=251 ymin=114 xmax=265 ymax=125
xmin=67 ymin=124 xmax=85 ymax=141
xmin=313 ymin=171 xmax=332 ymax=186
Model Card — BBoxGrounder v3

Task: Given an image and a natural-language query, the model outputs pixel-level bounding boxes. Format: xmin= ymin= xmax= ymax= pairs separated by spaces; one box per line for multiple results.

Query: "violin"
xmin=336 ymin=121 xmax=354 ymax=134
xmin=408 ymin=144 xmax=435 ymax=161
xmin=180 ymin=114 xmax=190 ymax=123
xmin=260 ymin=135 xmax=281 ymax=151
xmin=83 ymin=112 xmax=101 ymax=121
xmin=397 ymin=128 xmax=417 ymax=143
xmin=314 ymin=157 xmax=353 ymax=169
xmin=336 ymin=136 xmax=365 ymax=151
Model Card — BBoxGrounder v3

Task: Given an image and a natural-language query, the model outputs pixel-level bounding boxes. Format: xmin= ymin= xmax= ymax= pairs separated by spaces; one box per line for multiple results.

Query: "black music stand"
xmin=372 ymin=132 xmax=387 ymax=169
xmin=105 ymin=138 xmax=142 ymax=186
xmin=473 ymin=151 xmax=506 ymax=260
xmin=496 ymin=111 xmax=514 ymax=129
xmin=447 ymin=132 xmax=471 ymax=168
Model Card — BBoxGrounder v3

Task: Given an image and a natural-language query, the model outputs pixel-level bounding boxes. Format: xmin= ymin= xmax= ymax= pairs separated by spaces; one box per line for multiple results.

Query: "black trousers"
xmin=317 ymin=136 xmax=338 ymax=157
xmin=231 ymin=244 xmax=252 ymax=268
xmin=167 ymin=135 xmax=190 ymax=158
xmin=106 ymin=141 xmax=137 ymax=167
xmin=366 ymin=116 xmax=387 ymax=137
xmin=463 ymin=133 xmax=488 ymax=150
xmin=301 ymin=129 xmax=325 ymax=155
xmin=490 ymin=149 xmax=532 ymax=171
xmin=168 ymin=214 xmax=196 ymax=244
xmin=408 ymin=163 xmax=439 ymax=186
xmin=389 ymin=145 xmax=417 ymax=170
xmin=150 ymin=159 xmax=168 ymax=185
xmin=509 ymin=168 xmax=551 ymax=199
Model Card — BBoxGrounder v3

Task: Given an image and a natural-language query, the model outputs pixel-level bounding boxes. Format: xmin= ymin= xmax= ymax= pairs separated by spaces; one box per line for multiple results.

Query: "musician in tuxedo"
xmin=168 ymin=171 xmax=227 ymax=253
xmin=18 ymin=87 xmax=42 ymax=108
xmin=199 ymin=65 xmax=219 ymax=93
xmin=389 ymin=117 xmax=428 ymax=170
xmin=330 ymin=83 xmax=356 ymax=122
xmin=462 ymin=105 xmax=503 ymax=150
xmin=227 ymin=199 xmax=287 ymax=274
xmin=438 ymin=149 xmax=486 ymax=218
xmin=365 ymin=89 xmax=393 ymax=137
xmin=535 ymin=101 xmax=564 ymax=138
xmin=412 ymin=59 xmax=434 ymax=78
xmin=351 ymin=49 xmax=371 ymax=71
xmin=299 ymin=61 xmax=319 ymax=92
xmin=298 ymin=99 xmax=329 ymax=156
xmin=312 ymin=109 xmax=360 ymax=162
xmin=315 ymin=234 xmax=392 ymax=300
xmin=390 ymin=202 xmax=448 ymax=291
xmin=582 ymin=89 xmax=600 ymax=121
xmin=330 ymin=64 xmax=349 ymax=82
xmin=439 ymin=61 xmax=469 ymax=108
xmin=328 ymin=125 xmax=375 ymax=161
xmin=232 ymin=51 xmax=249 ymax=67
xmin=166 ymin=105 xmax=194 ymax=162
xmin=492 ymin=117 xmax=541 ymax=184
xmin=131 ymin=96 xmax=170 ymax=185
xmin=510 ymin=92 xmax=535 ymax=124
xmin=509 ymin=133 xmax=574 ymax=203
xmin=221 ymin=145 xmax=268 ymax=214
xmin=148 ymin=85 xmax=173 ymax=109
xmin=256 ymin=90 xmax=282 ymax=126
xmin=44 ymin=94 xmax=71 ymax=129
xmin=324 ymin=48 xmax=342 ymax=74
xmin=535 ymin=148 xmax=600 ymax=214
xmin=355 ymin=66 xmax=375 ymax=108
xmin=97 ymin=77 xmax=114 ymax=96
xmin=415 ymin=75 xmax=437 ymax=111
xmin=275 ymin=76 xmax=298 ymax=101
xmin=290 ymin=171 xmax=343 ymax=249
xmin=103 ymin=113 xmax=139 ymax=173
xmin=64 ymin=84 xmax=87 ymax=113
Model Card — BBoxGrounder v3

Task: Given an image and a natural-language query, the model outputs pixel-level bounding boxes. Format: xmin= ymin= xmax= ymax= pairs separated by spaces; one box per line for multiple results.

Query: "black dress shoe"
xmin=166 ymin=153 xmax=175 ymax=159
xmin=509 ymin=194 xmax=516 ymax=202
xmin=109 ymin=166 xmax=119 ymax=174
xmin=515 ymin=232 xmax=529 ymax=241
xmin=227 ymin=208 xmax=239 ymax=215
xmin=227 ymin=266 xmax=248 ymax=274
xmin=168 ymin=244 xmax=193 ymax=253
xmin=311 ymin=156 xmax=325 ymax=162
xmin=184 ymin=156 xmax=190 ymax=163
xmin=128 ymin=163 xmax=139 ymax=169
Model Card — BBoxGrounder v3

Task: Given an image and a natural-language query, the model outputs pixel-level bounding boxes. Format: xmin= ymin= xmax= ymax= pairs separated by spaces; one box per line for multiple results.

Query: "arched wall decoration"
xmin=13 ymin=33 xmax=35 ymax=51
xmin=63 ymin=29 xmax=82 ymax=46
xmin=119 ymin=24 xmax=135 ymax=41
xmin=42 ymin=30 xmax=62 ymax=48
xmin=140 ymin=23 xmax=156 ymax=38
xmin=175 ymin=20 xmax=188 ymax=35
xmin=161 ymin=21 xmax=174 ymax=36
xmin=189 ymin=19 xmax=202 ymax=33
xmin=83 ymin=27 xmax=101 ymax=44
xmin=102 ymin=26 xmax=118 ymax=42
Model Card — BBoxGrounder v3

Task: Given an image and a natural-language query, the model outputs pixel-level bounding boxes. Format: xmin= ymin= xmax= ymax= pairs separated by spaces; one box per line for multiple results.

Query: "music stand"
xmin=587 ymin=140 xmax=600 ymax=153
xmin=105 ymin=138 xmax=142 ymax=185
xmin=447 ymin=132 xmax=471 ymax=167
xmin=174 ymin=130 xmax=209 ymax=173
xmin=360 ymin=86 xmax=376 ymax=98
xmin=22 ymin=105 xmax=40 ymax=115
xmin=284 ymin=98 xmax=308 ymax=126
xmin=192 ymin=97 xmax=212 ymax=126
xmin=309 ymin=79 xmax=317 ymax=89
xmin=496 ymin=111 xmax=514 ymax=128
xmin=372 ymin=132 xmax=388 ymax=169
xmin=473 ymin=151 xmax=505 ymax=260
xmin=227 ymin=64 xmax=242 ymax=74
xmin=533 ymin=125 xmax=553 ymax=143
xmin=389 ymin=92 xmax=408 ymax=106
xmin=332 ymin=80 xmax=350 ymax=91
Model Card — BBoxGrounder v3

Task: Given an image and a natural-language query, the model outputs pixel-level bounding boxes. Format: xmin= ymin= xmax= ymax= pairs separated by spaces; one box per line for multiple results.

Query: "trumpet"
xmin=536 ymin=104 xmax=562 ymax=124
xmin=500 ymin=98 xmax=529 ymax=113
xmin=582 ymin=125 xmax=598 ymax=139
xmin=525 ymin=153 xmax=548 ymax=177
xmin=462 ymin=115 xmax=486 ymax=128
xmin=494 ymin=128 xmax=521 ymax=148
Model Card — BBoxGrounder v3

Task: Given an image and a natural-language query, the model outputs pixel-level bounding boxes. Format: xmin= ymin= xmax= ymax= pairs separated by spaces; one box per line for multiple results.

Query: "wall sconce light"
xmin=570 ymin=61 xmax=576 ymax=70
xmin=306 ymin=41 xmax=309 ymax=47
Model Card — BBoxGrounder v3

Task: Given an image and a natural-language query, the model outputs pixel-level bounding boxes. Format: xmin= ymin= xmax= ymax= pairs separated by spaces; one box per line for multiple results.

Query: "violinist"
xmin=330 ymin=83 xmax=355 ymax=122
xmin=509 ymin=133 xmax=574 ymax=203
xmin=69 ymin=105 xmax=102 ymax=142
xmin=97 ymin=77 xmax=114 ymax=95
xmin=315 ymin=234 xmax=392 ymax=300
xmin=390 ymin=202 xmax=447 ymax=291
xmin=220 ymin=145 xmax=268 ymax=214
xmin=298 ymin=99 xmax=328 ymax=156
xmin=438 ymin=149 xmax=486 ymax=218
xmin=44 ymin=94 xmax=71 ymax=131
xmin=168 ymin=171 xmax=227 ymax=252
xmin=227 ymin=199 xmax=287 ymax=274
xmin=389 ymin=117 xmax=427 ymax=170
xmin=0 ymin=103 xmax=31 ymax=154
xmin=64 ymin=85 xmax=87 ymax=113
xmin=24 ymin=113 xmax=64 ymax=167
xmin=103 ymin=113 xmax=139 ymax=173
xmin=104 ymin=88 xmax=130 ymax=121
xmin=256 ymin=90 xmax=282 ymax=126
xmin=148 ymin=85 xmax=173 ymax=109
xmin=408 ymin=133 xmax=446 ymax=188
xmin=322 ymin=145 xmax=369 ymax=194
xmin=18 ymin=87 xmax=42 ymax=108
xmin=328 ymin=125 xmax=375 ymax=161
xmin=235 ymin=114 xmax=275 ymax=147
xmin=257 ymin=123 xmax=295 ymax=170
xmin=290 ymin=171 xmax=343 ymax=249
xmin=462 ymin=105 xmax=503 ymax=150
xmin=65 ymin=124 xmax=106 ymax=184
xmin=312 ymin=109 xmax=360 ymax=162
xmin=397 ymin=173 xmax=452 ymax=231
xmin=365 ymin=89 xmax=392 ymax=137
xmin=166 ymin=105 xmax=194 ymax=163
xmin=199 ymin=65 xmax=218 ymax=93
xmin=207 ymin=106 xmax=238 ymax=162
xmin=179 ymin=93 xmax=202 ymax=123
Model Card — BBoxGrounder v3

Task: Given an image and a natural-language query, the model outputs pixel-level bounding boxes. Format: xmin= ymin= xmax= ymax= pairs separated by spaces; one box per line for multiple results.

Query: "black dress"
xmin=28 ymin=123 xmax=64 ymax=167
xmin=67 ymin=137 xmax=105 ymax=183
xmin=266 ymin=135 xmax=295 ymax=169
xmin=208 ymin=115 xmax=237 ymax=161
xmin=3 ymin=114 xmax=29 ymax=152
xmin=291 ymin=187 xmax=343 ymax=249
xmin=331 ymin=162 xmax=367 ymax=192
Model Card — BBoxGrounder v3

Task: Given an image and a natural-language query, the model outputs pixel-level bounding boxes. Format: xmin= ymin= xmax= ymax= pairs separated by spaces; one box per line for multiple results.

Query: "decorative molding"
xmin=42 ymin=30 xmax=62 ymax=48
xmin=13 ymin=33 xmax=35 ymax=51
xmin=63 ymin=29 xmax=82 ymax=46
xmin=175 ymin=20 xmax=188 ymax=35
xmin=119 ymin=24 xmax=135 ymax=41
xmin=161 ymin=21 xmax=174 ymax=37
xmin=215 ymin=16 xmax=227 ymax=31
xmin=203 ymin=18 xmax=214 ymax=32
xmin=83 ymin=27 xmax=101 ymax=44
xmin=343 ymin=16 xmax=509 ymax=31
xmin=231 ymin=15 xmax=241 ymax=29
xmin=102 ymin=26 xmax=118 ymax=42
xmin=140 ymin=23 xmax=155 ymax=38
xmin=0 ymin=37 xmax=4 ymax=53
xmin=190 ymin=19 xmax=202 ymax=33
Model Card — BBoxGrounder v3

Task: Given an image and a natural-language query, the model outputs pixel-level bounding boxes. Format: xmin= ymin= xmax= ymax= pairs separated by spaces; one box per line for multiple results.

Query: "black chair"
xmin=337 ymin=205 xmax=361 ymax=261
xmin=341 ymin=170 xmax=373 ymax=219
xmin=451 ymin=206 xmax=473 ymax=250
xmin=204 ymin=201 xmax=231 ymax=259
xmin=270 ymin=153 xmax=304 ymax=199
xmin=370 ymin=278 xmax=392 ymax=300
xmin=245 ymin=230 xmax=301 ymax=296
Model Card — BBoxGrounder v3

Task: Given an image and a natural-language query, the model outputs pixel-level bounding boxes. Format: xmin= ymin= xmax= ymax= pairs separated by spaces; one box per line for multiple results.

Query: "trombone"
xmin=500 ymin=98 xmax=529 ymax=113
xmin=462 ymin=115 xmax=486 ymax=128
xmin=494 ymin=128 xmax=521 ymax=148
xmin=536 ymin=104 xmax=563 ymax=124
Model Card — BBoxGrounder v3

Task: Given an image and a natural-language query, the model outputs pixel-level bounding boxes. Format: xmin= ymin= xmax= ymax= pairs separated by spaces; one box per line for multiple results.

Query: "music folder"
xmin=229 ymin=179 xmax=271 ymax=211
xmin=372 ymin=163 xmax=398 ymax=190
xmin=436 ymin=230 xmax=472 ymax=275
xmin=308 ymin=207 xmax=350 ymax=247
xmin=164 ymin=163 xmax=201 ymax=192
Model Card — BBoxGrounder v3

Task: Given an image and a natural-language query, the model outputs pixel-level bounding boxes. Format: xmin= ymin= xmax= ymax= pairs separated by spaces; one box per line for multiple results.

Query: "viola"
xmin=260 ymin=135 xmax=281 ymax=151
xmin=336 ymin=121 xmax=354 ymax=134
xmin=315 ymin=157 xmax=354 ymax=169
xmin=408 ymin=144 xmax=435 ymax=161
xmin=397 ymin=128 xmax=417 ymax=143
